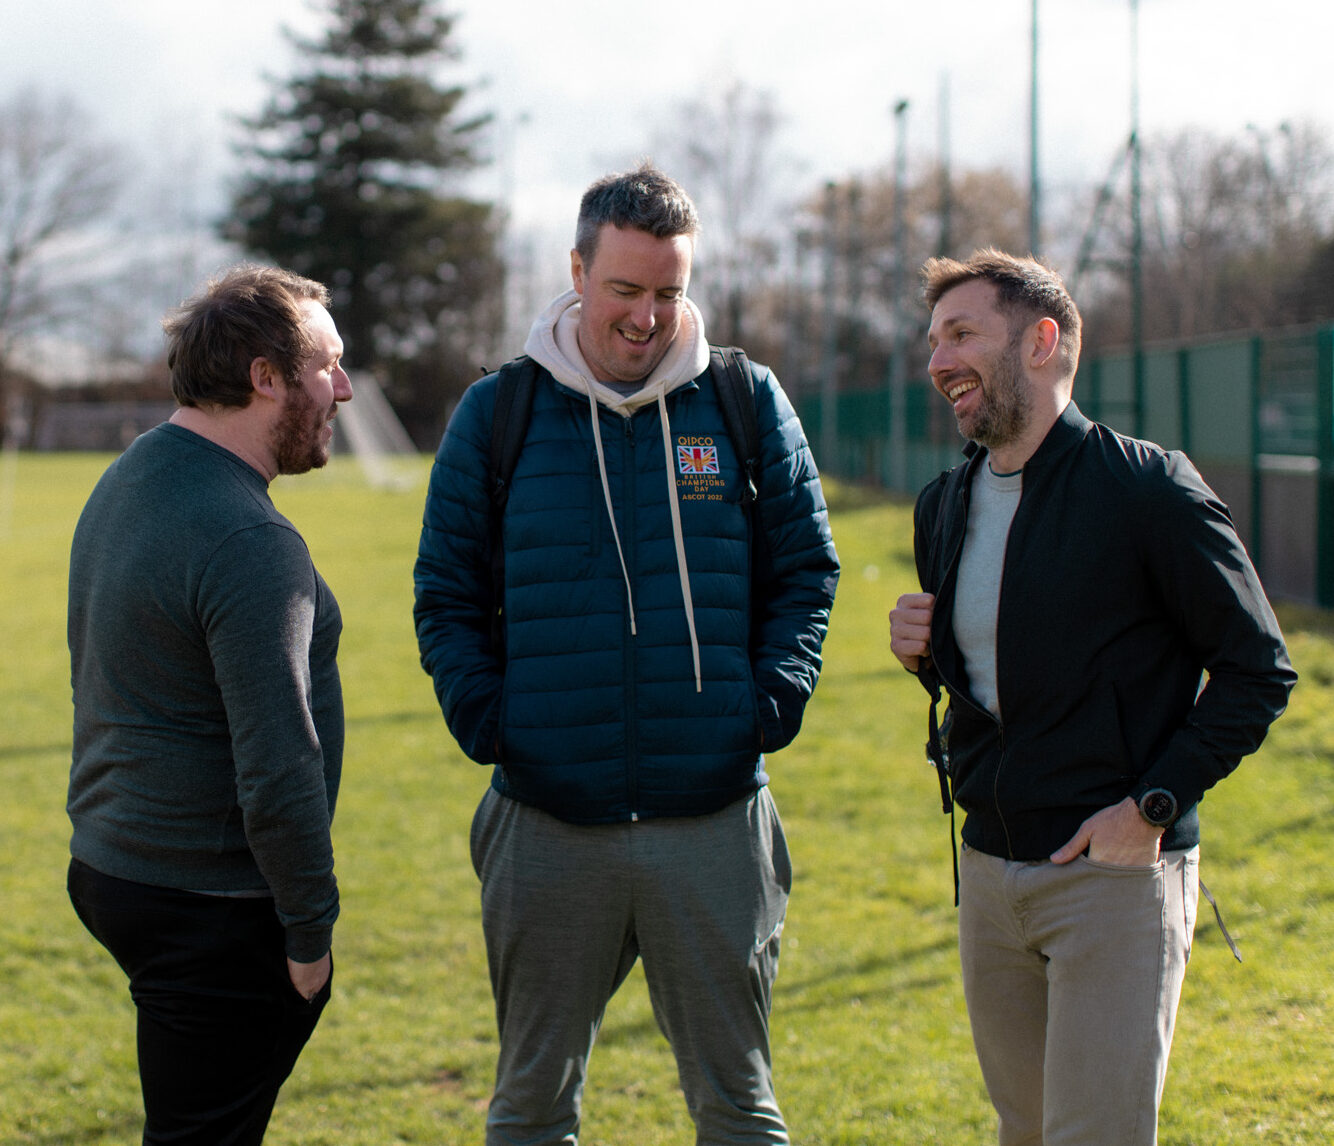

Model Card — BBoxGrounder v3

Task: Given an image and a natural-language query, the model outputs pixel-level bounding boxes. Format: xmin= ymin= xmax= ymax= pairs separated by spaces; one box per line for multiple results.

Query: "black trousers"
xmin=68 ymin=859 xmax=331 ymax=1145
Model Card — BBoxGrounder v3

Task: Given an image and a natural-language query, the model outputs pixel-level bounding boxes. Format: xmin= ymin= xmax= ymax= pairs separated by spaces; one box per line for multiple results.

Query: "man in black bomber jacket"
xmin=889 ymin=249 xmax=1295 ymax=1146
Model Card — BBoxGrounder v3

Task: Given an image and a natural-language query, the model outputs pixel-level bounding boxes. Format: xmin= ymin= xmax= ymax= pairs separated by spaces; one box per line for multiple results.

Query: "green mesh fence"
xmin=798 ymin=326 xmax=1334 ymax=607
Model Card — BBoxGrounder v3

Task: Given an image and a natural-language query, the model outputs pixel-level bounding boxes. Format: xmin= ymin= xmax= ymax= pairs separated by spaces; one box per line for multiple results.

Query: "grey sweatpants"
xmin=958 ymin=844 xmax=1201 ymax=1146
xmin=470 ymin=786 xmax=792 ymax=1146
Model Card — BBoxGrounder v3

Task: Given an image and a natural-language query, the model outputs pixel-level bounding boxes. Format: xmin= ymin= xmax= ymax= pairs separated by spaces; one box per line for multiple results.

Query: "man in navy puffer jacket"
xmin=414 ymin=163 xmax=839 ymax=1145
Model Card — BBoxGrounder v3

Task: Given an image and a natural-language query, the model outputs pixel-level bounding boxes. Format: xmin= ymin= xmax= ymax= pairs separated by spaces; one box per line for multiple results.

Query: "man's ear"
xmin=249 ymin=356 xmax=283 ymax=399
xmin=570 ymin=249 xmax=586 ymax=296
xmin=1030 ymin=317 xmax=1061 ymax=370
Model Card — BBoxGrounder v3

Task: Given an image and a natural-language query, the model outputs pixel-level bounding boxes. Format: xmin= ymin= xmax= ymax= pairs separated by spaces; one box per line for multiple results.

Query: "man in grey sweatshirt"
xmin=67 ymin=264 xmax=351 ymax=1145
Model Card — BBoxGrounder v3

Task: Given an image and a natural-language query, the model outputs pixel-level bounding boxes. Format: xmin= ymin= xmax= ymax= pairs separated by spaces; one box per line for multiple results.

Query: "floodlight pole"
xmin=889 ymin=98 xmax=910 ymax=492
xmin=938 ymin=73 xmax=952 ymax=256
xmin=1029 ymin=0 xmax=1041 ymax=255
xmin=1130 ymin=0 xmax=1145 ymax=436
xmin=819 ymin=182 xmax=840 ymax=473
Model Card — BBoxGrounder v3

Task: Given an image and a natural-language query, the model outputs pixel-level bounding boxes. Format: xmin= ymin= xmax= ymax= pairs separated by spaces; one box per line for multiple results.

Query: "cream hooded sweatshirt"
xmin=523 ymin=289 xmax=713 ymax=691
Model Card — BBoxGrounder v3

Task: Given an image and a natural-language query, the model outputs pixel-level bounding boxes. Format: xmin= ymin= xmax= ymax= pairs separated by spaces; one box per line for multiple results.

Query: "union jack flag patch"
xmin=677 ymin=444 xmax=719 ymax=474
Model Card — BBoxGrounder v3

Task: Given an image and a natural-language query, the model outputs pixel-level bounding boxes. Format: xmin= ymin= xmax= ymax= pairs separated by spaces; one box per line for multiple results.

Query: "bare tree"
xmin=652 ymin=82 xmax=793 ymax=347
xmin=1075 ymin=122 xmax=1334 ymax=349
xmin=780 ymin=162 xmax=1031 ymax=392
xmin=0 ymin=88 xmax=123 ymax=365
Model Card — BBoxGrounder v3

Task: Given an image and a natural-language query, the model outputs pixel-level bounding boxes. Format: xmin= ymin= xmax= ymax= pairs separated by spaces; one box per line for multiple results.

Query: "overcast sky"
xmin=5 ymin=0 xmax=1332 ymax=275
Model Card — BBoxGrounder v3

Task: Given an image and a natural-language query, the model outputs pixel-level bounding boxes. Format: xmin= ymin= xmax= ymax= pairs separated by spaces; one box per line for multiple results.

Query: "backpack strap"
xmin=914 ymin=459 xmax=976 ymax=908
xmin=487 ymin=356 xmax=538 ymax=658
xmin=709 ymin=344 xmax=777 ymax=623
xmin=921 ymin=660 xmax=959 ymax=906
xmin=709 ymin=346 xmax=760 ymax=507
xmin=490 ymin=356 xmax=537 ymax=509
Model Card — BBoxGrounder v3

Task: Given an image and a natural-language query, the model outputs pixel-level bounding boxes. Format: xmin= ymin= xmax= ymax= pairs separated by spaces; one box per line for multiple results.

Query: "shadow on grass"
xmin=16 ymin=1111 xmax=141 ymax=1146
xmin=824 ymin=665 xmax=903 ymax=684
xmin=591 ymin=933 xmax=958 ymax=1050
xmin=344 ymin=708 xmax=438 ymax=727
xmin=595 ymin=1009 xmax=667 ymax=1049
xmin=0 ymin=742 xmax=71 ymax=760
xmin=779 ymin=934 xmax=958 ymax=1014
xmin=282 ymin=1063 xmax=490 ymax=1105
xmin=1244 ymin=807 xmax=1333 ymax=849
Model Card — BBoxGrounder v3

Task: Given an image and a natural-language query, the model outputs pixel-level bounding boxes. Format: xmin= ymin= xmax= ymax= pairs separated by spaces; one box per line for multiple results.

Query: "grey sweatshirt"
xmin=67 ymin=423 xmax=342 ymax=961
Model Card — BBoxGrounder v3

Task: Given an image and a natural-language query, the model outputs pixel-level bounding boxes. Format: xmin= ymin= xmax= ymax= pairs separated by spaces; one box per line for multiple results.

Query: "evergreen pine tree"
xmin=224 ymin=0 xmax=502 ymax=444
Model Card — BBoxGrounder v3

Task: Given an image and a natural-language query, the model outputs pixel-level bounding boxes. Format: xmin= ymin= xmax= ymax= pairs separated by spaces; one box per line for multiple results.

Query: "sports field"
xmin=2 ymin=452 xmax=1330 ymax=1144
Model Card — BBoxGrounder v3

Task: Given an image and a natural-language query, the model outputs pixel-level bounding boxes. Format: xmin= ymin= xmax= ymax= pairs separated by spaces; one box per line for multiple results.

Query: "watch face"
xmin=1142 ymin=791 xmax=1176 ymax=824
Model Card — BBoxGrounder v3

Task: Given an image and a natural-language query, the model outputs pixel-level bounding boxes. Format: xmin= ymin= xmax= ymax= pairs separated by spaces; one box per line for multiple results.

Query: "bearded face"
xmin=272 ymin=375 xmax=336 ymax=476
xmin=956 ymin=331 xmax=1032 ymax=451
xmin=270 ymin=300 xmax=348 ymax=476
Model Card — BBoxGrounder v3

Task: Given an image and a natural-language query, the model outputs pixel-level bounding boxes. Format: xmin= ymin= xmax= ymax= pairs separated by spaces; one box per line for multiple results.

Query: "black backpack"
xmin=485 ymin=346 xmax=762 ymax=654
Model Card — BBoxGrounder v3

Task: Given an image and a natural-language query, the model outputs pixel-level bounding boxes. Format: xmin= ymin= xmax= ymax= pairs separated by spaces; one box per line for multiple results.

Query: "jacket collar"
xmin=1022 ymin=399 xmax=1091 ymax=474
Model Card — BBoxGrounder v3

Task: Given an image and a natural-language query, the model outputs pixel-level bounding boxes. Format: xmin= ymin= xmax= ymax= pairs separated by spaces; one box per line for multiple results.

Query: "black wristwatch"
xmin=1135 ymin=786 xmax=1179 ymax=828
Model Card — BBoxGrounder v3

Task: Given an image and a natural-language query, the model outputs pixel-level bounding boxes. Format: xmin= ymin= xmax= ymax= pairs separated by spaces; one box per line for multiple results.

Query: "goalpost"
xmin=334 ymin=373 xmax=420 ymax=489
xmin=0 ymin=393 xmax=31 ymax=539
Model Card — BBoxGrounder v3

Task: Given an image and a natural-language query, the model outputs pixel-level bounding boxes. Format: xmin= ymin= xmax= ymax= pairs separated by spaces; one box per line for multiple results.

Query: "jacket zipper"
xmin=622 ymin=414 xmax=640 ymax=821
xmin=935 ymin=457 xmax=1015 ymax=858
xmin=992 ymin=470 xmax=1033 ymax=860
xmin=988 ymin=468 xmax=1029 ymax=860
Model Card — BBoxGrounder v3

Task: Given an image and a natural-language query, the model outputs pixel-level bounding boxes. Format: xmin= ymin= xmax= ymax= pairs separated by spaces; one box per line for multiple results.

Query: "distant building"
xmin=3 ymin=337 xmax=173 ymax=451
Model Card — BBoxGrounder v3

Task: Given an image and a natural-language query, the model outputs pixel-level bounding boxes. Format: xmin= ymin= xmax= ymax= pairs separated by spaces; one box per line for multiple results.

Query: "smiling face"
xmin=272 ymin=300 xmax=351 ymax=475
xmin=571 ymin=224 xmax=694 ymax=384
xmin=926 ymin=278 xmax=1033 ymax=452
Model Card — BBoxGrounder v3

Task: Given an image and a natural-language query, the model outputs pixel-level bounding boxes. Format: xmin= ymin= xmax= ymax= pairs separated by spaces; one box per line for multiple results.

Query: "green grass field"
xmin=1 ymin=452 xmax=1330 ymax=1144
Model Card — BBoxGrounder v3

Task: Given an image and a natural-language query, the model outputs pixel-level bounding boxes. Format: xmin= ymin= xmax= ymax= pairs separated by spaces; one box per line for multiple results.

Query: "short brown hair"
xmin=921 ymin=248 xmax=1082 ymax=375
xmin=163 ymin=264 xmax=331 ymax=409
xmin=574 ymin=161 xmax=700 ymax=268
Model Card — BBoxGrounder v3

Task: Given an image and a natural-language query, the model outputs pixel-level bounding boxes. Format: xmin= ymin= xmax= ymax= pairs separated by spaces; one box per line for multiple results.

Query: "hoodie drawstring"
xmin=536 ymin=291 xmax=708 ymax=695
xmin=657 ymin=391 xmax=702 ymax=693
xmin=586 ymin=388 xmax=637 ymax=637
xmin=582 ymin=385 xmax=703 ymax=693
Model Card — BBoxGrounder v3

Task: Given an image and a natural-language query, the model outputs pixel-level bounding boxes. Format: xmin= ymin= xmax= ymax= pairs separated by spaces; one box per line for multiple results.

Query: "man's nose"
xmin=927 ymin=346 xmax=950 ymax=381
xmin=629 ymin=296 xmax=656 ymax=330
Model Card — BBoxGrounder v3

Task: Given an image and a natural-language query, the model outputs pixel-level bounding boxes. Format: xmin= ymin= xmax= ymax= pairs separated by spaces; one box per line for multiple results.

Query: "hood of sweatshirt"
xmin=522 ymin=289 xmax=712 ymax=692
xmin=524 ymin=289 xmax=710 ymax=415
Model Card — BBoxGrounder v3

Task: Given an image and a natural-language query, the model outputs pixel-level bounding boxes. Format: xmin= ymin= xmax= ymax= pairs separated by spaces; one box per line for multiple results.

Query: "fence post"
xmin=1177 ymin=346 xmax=1191 ymax=454
xmin=1247 ymin=336 xmax=1265 ymax=576
xmin=1084 ymin=357 xmax=1102 ymax=423
xmin=1317 ymin=328 xmax=1334 ymax=609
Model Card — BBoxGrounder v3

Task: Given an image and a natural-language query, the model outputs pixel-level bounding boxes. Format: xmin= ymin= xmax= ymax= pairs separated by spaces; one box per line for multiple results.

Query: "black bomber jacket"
xmin=913 ymin=402 xmax=1297 ymax=861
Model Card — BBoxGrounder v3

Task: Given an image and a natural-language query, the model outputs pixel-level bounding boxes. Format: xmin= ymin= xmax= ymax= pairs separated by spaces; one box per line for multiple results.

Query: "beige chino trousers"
xmin=958 ymin=843 xmax=1200 ymax=1146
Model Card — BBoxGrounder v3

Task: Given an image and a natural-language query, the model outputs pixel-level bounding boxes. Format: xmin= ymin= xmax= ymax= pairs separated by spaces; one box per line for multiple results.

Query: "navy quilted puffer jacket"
xmin=413 ymin=356 xmax=838 ymax=825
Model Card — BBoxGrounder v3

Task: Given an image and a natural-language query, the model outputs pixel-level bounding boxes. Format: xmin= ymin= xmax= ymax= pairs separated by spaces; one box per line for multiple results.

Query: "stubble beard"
xmin=957 ymin=338 xmax=1031 ymax=450
xmin=273 ymin=384 xmax=332 ymax=476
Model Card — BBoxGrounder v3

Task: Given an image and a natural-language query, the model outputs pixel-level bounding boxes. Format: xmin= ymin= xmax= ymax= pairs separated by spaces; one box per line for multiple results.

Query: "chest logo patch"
xmin=676 ymin=436 xmax=726 ymax=501
xmin=677 ymin=443 xmax=719 ymax=474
